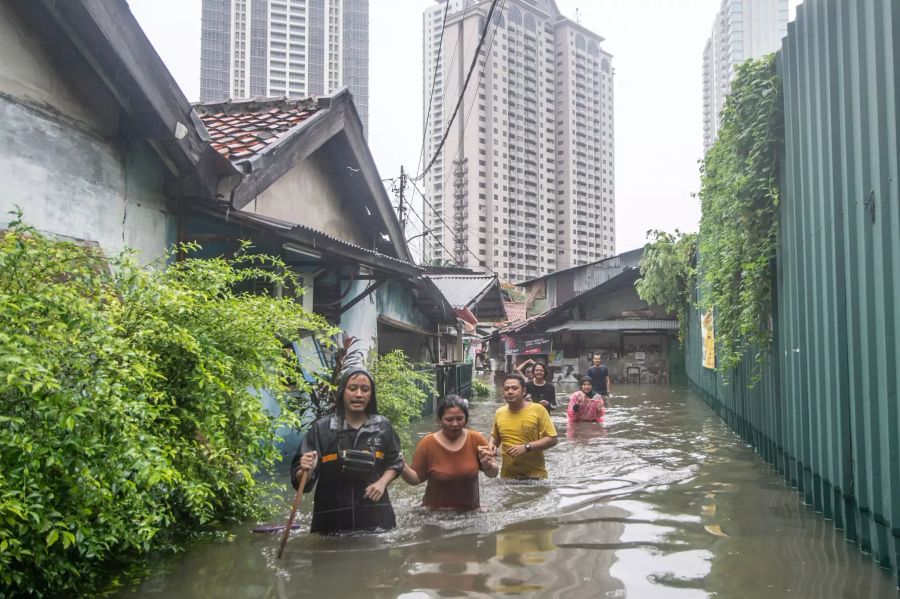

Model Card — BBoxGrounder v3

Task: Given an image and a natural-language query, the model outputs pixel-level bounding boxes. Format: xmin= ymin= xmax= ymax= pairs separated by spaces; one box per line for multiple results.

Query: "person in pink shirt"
xmin=567 ymin=376 xmax=605 ymax=424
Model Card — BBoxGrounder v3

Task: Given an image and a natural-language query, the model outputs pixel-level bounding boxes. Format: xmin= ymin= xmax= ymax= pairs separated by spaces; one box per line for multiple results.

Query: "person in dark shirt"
xmin=291 ymin=367 xmax=404 ymax=534
xmin=525 ymin=363 xmax=557 ymax=411
xmin=586 ymin=353 xmax=611 ymax=396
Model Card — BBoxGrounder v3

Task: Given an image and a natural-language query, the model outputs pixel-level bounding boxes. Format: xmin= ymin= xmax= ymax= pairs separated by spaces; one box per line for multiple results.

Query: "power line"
xmin=407 ymin=176 xmax=500 ymax=277
xmin=435 ymin=0 xmax=505 ymax=204
xmin=417 ymin=0 xmax=451 ymax=175
xmin=416 ymin=0 xmax=505 ymax=268
xmin=414 ymin=0 xmax=502 ymax=181
xmin=419 ymin=0 xmax=473 ymax=176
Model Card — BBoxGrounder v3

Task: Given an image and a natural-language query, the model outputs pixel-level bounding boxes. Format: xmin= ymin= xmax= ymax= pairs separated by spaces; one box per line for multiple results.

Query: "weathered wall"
xmin=244 ymin=152 xmax=368 ymax=248
xmin=0 ymin=2 xmax=175 ymax=263
xmin=582 ymin=286 xmax=669 ymax=321
xmin=340 ymin=278 xmax=379 ymax=359
xmin=375 ymin=280 xmax=437 ymax=362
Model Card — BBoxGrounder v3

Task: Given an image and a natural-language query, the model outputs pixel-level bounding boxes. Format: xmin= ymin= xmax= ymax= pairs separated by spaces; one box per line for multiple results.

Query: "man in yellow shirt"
xmin=489 ymin=373 xmax=558 ymax=479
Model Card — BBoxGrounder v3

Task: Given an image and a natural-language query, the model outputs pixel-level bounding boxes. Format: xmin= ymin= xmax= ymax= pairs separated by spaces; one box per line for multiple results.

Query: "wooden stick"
xmin=277 ymin=469 xmax=310 ymax=559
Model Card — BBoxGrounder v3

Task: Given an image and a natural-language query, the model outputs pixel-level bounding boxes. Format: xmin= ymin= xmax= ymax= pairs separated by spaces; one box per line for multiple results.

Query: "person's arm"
xmin=514 ymin=359 xmax=534 ymax=374
xmin=606 ymin=374 xmax=612 ymax=395
xmin=365 ymin=468 xmax=399 ymax=501
xmin=401 ymin=463 xmax=422 ymax=485
xmin=479 ymin=452 xmax=500 ymax=478
xmin=507 ymin=404 xmax=558 ymax=455
xmin=402 ymin=438 xmax=429 ymax=486
xmin=490 ymin=416 xmax=500 ymax=453
xmin=366 ymin=422 xmax=404 ymax=499
xmin=475 ymin=433 xmax=499 ymax=478
xmin=291 ymin=422 xmax=321 ymax=492
xmin=505 ymin=434 xmax=557 ymax=456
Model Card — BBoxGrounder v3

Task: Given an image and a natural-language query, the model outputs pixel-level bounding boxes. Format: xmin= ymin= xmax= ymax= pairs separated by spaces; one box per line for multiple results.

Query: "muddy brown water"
xmin=116 ymin=382 xmax=897 ymax=598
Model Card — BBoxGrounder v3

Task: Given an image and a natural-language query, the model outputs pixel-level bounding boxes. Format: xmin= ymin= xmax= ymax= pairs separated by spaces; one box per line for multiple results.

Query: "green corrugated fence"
xmin=687 ymin=0 xmax=900 ymax=582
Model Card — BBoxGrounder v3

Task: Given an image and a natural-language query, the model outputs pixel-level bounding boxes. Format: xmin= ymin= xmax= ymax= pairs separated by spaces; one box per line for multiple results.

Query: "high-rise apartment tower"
xmin=702 ymin=0 xmax=787 ymax=151
xmin=421 ymin=0 xmax=615 ymax=282
xmin=201 ymin=0 xmax=369 ymax=135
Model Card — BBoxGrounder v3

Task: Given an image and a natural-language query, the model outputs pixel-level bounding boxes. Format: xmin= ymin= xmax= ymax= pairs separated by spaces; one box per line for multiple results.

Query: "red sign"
xmin=502 ymin=334 xmax=552 ymax=356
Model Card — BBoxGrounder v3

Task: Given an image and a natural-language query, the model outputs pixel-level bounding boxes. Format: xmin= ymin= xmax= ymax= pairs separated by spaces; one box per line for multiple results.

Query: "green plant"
xmin=0 ymin=216 xmax=335 ymax=597
xmin=636 ymin=230 xmax=698 ymax=344
xmin=471 ymin=379 xmax=491 ymax=397
xmin=368 ymin=350 xmax=435 ymax=435
xmin=697 ymin=54 xmax=783 ymax=375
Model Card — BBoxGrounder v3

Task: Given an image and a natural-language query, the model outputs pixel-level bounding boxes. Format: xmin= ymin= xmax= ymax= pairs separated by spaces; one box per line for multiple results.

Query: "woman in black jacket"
xmin=291 ymin=367 xmax=404 ymax=534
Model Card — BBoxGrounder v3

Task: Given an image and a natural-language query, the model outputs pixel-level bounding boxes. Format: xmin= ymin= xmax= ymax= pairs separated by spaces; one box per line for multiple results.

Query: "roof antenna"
xmin=575 ymin=8 xmax=581 ymax=24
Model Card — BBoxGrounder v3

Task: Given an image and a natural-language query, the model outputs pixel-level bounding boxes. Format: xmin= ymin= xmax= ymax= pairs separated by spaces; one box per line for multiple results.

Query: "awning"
xmin=546 ymin=319 xmax=678 ymax=332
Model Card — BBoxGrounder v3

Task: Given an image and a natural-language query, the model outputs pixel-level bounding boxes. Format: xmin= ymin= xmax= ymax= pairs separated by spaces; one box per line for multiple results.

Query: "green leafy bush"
xmin=636 ymin=230 xmax=697 ymax=344
xmin=471 ymin=379 xmax=491 ymax=397
xmin=0 ymin=217 xmax=335 ymax=596
xmin=698 ymin=54 xmax=783 ymax=374
xmin=368 ymin=350 xmax=435 ymax=434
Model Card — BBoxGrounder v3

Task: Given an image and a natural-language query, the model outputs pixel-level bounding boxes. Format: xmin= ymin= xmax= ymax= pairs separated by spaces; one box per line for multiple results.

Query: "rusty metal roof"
xmin=195 ymin=97 xmax=320 ymax=160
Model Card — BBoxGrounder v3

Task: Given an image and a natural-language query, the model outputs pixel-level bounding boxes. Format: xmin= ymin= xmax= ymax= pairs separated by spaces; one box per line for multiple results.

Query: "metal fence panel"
xmin=687 ymin=0 xmax=900 ymax=581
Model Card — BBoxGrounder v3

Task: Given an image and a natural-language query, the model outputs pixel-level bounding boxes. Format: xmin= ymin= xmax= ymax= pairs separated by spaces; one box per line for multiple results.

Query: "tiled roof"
xmin=195 ymin=97 xmax=320 ymax=161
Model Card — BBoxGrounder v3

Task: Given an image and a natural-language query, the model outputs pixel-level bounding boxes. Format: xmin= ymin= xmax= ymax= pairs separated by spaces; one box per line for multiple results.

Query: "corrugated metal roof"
xmin=189 ymin=201 xmax=421 ymax=276
xmin=427 ymin=275 xmax=496 ymax=309
xmin=546 ymin=319 xmax=678 ymax=332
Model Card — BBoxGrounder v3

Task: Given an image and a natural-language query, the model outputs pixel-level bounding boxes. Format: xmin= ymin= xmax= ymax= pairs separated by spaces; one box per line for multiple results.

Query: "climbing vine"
xmin=636 ymin=229 xmax=697 ymax=344
xmin=698 ymin=54 xmax=783 ymax=373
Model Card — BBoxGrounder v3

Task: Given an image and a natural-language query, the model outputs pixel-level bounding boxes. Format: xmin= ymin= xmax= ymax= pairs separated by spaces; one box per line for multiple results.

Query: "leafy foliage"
xmin=698 ymin=54 xmax=783 ymax=374
xmin=636 ymin=230 xmax=698 ymax=344
xmin=0 ymin=216 xmax=335 ymax=597
xmin=368 ymin=350 xmax=435 ymax=435
xmin=471 ymin=379 xmax=491 ymax=397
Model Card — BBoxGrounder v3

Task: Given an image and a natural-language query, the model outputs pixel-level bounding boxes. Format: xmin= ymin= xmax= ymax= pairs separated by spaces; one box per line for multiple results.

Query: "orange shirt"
xmin=411 ymin=430 xmax=489 ymax=510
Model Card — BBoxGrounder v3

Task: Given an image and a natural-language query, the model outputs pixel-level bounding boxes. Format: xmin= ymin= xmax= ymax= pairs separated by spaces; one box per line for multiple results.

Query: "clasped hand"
xmin=477 ymin=444 xmax=497 ymax=469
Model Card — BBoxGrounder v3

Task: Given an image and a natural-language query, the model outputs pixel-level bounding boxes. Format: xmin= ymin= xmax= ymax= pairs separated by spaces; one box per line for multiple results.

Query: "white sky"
xmin=128 ymin=0 xmax=801 ymax=255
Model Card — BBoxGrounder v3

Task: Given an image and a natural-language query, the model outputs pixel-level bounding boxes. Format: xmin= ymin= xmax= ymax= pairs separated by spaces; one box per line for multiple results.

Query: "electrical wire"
xmin=414 ymin=0 xmax=502 ymax=181
xmin=415 ymin=0 xmax=506 ymax=272
xmin=419 ymin=0 xmax=473 ymax=176
xmin=407 ymin=176 xmax=500 ymax=277
xmin=417 ymin=0 xmax=451 ymax=175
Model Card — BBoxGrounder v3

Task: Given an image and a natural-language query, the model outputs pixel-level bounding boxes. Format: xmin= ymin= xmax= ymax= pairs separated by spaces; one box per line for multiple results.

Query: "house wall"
xmin=0 ymin=3 xmax=175 ymax=263
xmin=581 ymin=286 xmax=669 ymax=320
xmin=340 ymin=278 xmax=379 ymax=359
xmin=550 ymin=331 xmax=672 ymax=385
xmin=376 ymin=280 xmax=437 ymax=362
xmin=244 ymin=152 xmax=368 ymax=248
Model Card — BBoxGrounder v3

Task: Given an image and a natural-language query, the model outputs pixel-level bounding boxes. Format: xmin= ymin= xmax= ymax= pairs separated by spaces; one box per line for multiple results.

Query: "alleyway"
xmin=117 ymin=382 xmax=897 ymax=598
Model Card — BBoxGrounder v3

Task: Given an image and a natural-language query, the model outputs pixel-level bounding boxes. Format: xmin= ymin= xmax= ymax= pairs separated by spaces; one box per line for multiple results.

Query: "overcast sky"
xmin=129 ymin=0 xmax=801 ymax=255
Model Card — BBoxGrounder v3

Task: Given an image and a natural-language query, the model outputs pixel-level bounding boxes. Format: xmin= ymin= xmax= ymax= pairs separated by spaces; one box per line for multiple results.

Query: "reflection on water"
xmin=116 ymin=383 xmax=897 ymax=598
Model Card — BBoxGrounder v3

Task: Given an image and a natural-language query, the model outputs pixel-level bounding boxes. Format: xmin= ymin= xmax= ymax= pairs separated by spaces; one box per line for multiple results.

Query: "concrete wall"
xmin=0 ymin=3 xmax=175 ymax=263
xmin=244 ymin=152 xmax=368 ymax=248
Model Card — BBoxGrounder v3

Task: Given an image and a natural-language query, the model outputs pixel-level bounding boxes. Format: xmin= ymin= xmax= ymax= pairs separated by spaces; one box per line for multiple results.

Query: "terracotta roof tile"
xmin=195 ymin=97 xmax=321 ymax=161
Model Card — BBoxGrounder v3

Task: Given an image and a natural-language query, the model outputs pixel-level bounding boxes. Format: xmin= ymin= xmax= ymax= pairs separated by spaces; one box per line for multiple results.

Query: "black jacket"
xmin=291 ymin=413 xmax=404 ymax=534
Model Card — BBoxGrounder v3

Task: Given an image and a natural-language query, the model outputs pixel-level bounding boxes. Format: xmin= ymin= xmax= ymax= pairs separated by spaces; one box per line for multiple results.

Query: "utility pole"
xmin=398 ymin=165 xmax=407 ymax=236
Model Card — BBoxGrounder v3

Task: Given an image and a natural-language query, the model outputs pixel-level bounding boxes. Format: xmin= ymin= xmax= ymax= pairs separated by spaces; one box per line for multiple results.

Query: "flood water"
xmin=117 ymin=382 xmax=897 ymax=598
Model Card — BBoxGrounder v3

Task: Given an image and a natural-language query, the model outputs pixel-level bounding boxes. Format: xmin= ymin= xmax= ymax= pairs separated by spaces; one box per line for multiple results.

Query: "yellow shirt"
xmin=491 ymin=402 xmax=557 ymax=479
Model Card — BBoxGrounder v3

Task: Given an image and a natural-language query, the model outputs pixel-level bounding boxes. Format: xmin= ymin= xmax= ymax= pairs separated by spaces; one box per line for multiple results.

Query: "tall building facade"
xmin=421 ymin=0 xmax=615 ymax=282
xmin=702 ymin=0 xmax=788 ymax=151
xmin=200 ymin=0 xmax=369 ymax=135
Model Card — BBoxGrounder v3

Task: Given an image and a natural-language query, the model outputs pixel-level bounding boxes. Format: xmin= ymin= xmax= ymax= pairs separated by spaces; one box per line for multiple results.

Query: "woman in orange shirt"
xmin=401 ymin=395 xmax=499 ymax=510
